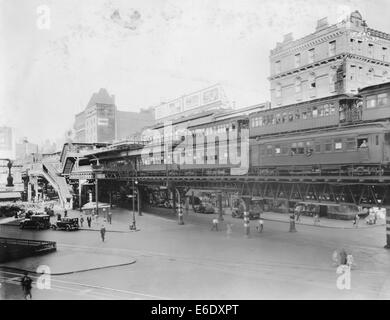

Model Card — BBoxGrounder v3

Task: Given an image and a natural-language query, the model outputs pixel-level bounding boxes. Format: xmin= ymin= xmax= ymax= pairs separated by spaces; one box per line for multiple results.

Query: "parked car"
xmin=51 ymin=218 xmax=80 ymax=231
xmin=19 ymin=214 xmax=51 ymax=230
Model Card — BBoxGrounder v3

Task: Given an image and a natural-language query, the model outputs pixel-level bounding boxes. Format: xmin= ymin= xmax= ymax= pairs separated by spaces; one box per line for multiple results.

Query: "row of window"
xmin=256 ymin=136 xmax=377 ymax=157
xmin=275 ymin=40 xmax=388 ymax=75
xmin=366 ymin=92 xmax=389 ymax=109
xmin=250 ymin=103 xmax=337 ymax=128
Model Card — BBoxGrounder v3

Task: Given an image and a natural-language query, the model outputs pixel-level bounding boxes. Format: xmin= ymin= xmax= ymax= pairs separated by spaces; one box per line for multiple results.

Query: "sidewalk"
xmin=260 ymin=211 xmax=385 ymax=229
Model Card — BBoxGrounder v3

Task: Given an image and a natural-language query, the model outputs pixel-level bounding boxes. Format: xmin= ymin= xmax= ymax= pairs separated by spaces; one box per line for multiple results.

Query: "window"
xmin=318 ymin=105 xmax=324 ymax=117
xmin=275 ymin=61 xmax=281 ymax=74
xmin=376 ymin=135 xmax=379 ymax=146
xmin=275 ymin=145 xmax=281 ymax=154
xmin=282 ymin=113 xmax=287 ymax=123
xmin=288 ymin=113 xmax=294 ymax=122
xmin=295 ymin=110 xmax=300 ymax=120
xmin=276 ymin=113 xmax=281 ymax=124
xmin=329 ymin=70 xmax=336 ymax=92
xmin=378 ymin=93 xmax=388 ymax=106
xmin=315 ymin=143 xmax=321 ymax=153
xmin=329 ymin=103 xmax=336 ymax=115
xmin=308 ymin=48 xmax=315 ymax=63
xmin=324 ymin=104 xmax=330 ymax=116
xmin=334 ymin=138 xmax=343 ymax=150
xmin=325 ymin=140 xmax=332 ymax=152
xmin=309 ymin=74 xmax=316 ymax=89
xmin=358 ymin=138 xmax=368 ymax=148
xmin=295 ymin=78 xmax=302 ymax=93
xmin=350 ymin=65 xmax=356 ymax=81
xmin=382 ymin=47 xmax=388 ymax=61
xmin=276 ymin=83 xmax=282 ymax=98
xmin=259 ymin=116 xmax=263 ymax=126
xmin=368 ymin=43 xmax=374 ymax=58
xmin=357 ymin=40 xmax=362 ymax=52
xmin=295 ymin=53 xmax=301 ymax=68
xmin=266 ymin=145 xmax=273 ymax=156
xmin=346 ymin=138 xmax=357 ymax=151
xmin=302 ymin=111 xmax=307 ymax=120
xmin=367 ymin=95 xmax=377 ymax=108
xmin=329 ymin=40 xmax=336 ymax=56
xmin=281 ymin=146 xmax=289 ymax=155
xmin=312 ymin=107 xmax=318 ymax=118
xmin=306 ymin=107 xmax=312 ymax=119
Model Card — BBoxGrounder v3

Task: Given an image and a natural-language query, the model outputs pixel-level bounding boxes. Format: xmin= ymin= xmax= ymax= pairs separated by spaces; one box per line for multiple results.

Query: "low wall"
xmin=0 ymin=238 xmax=56 ymax=263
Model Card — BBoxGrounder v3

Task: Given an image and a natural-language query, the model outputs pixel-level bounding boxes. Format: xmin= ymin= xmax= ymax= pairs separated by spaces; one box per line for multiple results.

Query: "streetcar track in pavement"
xmin=0 ymin=271 xmax=168 ymax=300
xmin=58 ymin=243 xmax=389 ymax=276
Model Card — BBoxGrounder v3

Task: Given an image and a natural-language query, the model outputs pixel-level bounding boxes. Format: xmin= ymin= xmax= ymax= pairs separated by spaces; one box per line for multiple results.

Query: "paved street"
xmin=1 ymin=208 xmax=390 ymax=300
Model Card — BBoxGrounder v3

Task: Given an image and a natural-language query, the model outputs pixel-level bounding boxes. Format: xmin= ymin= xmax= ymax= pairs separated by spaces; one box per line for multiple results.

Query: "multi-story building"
xmin=0 ymin=126 xmax=15 ymax=160
xmin=73 ymin=88 xmax=155 ymax=143
xmin=154 ymin=84 xmax=232 ymax=123
xmin=269 ymin=10 xmax=390 ymax=107
xmin=15 ymin=138 xmax=39 ymax=160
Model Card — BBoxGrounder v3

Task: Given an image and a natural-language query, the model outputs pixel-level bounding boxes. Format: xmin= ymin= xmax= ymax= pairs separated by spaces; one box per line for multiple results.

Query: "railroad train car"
xmin=249 ymin=94 xmax=361 ymax=138
xmin=108 ymin=81 xmax=390 ymax=178
xmin=138 ymin=113 xmax=249 ymax=176
xmin=250 ymin=122 xmax=390 ymax=176
xmin=358 ymin=82 xmax=390 ymax=122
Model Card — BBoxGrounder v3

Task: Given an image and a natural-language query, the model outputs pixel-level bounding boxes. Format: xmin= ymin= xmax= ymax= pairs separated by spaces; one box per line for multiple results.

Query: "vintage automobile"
xmin=51 ymin=217 xmax=80 ymax=231
xmin=19 ymin=214 xmax=51 ymax=230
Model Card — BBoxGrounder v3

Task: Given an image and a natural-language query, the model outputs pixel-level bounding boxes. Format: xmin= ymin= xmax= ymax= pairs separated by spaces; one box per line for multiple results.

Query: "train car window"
xmin=302 ymin=111 xmax=307 ymax=119
xmin=295 ymin=110 xmax=300 ymax=120
xmin=376 ymin=135 xmax=379 ymax=145
xmin=318 ymin=105 xmax=324 ymax=117
xmin=271 ymin=114 xmax=276 ymax=125
xmin=259 ymin=146 xmax=266 ymax=156
xmin=367 ymin=95 xmax=377 ymax=108
xmin=282 ymin=146 xmax=289 ymax=155
xmin=324 ymin=104 xmax=330 ymax=116
xmin=325 ymin=140 xmax=332 ymax=152
xmin=307 ymin=108 xmax=312 ymax=118
xmin=334 ymin=138 xmax=343 ymax=150
xmin=275 ymin=145 xmax=281 ymax=155
xmin=346 ymin=138 xmax=357 ymax=151
xmin=276 ymin=114 xmax=281 ymax=124
xmin=315 ymin=143 xmax=321 ymax=153
xmin=329 ymin=103 xmax=336 ymax=115
xmin=266 ymin=145 xmax=273 ymax=156
xmin=288 ymin=113 xmax=294 ymax=122
xmin=357 ymin=138 xmax=368 ymax=148
xmin=297 ymin=142 xmax=305 ymax=154
xmin=378 ymin=93 xmax=388 ymax=106
xmin=312 ymin=107 xmax=318 ymax=118
xmin=282 ymin=113 xmax=287 ymax=123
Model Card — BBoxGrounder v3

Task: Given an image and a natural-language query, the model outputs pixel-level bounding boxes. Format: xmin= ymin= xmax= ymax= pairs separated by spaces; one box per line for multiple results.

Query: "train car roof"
xmin=358 ymin=81 xmax=390 ymax=94
xmin=249 ymin=94 xmax=356 ymax=117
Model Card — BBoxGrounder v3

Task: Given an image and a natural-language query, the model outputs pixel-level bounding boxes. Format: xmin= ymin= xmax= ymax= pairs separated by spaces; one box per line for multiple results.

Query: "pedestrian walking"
xmin=20 ymin=272 xmax=33 ymax=300
xmin=80 ymin=216 xmax=84 ymax=228
xmin=313 ymin=213 xmax=320 ymax=225
xmin=100 ymin=224 xmax=106 ymax=242
xmin=295 ymin=204 xmax=302 ymax=222
xmin=108 ymin=211 xmax=112 ymax=224
xmin=353 ymin=214 xmax=359 ymax=228
xmin=87 ymin=216 xmax=91 ymax=228
xmin=256 ymin=219 xmax=264 ymax=233
xmin=211 ymin=218 xmax=219 ymax=231
xmin=64 ymin=209 xmax=68 ymax=217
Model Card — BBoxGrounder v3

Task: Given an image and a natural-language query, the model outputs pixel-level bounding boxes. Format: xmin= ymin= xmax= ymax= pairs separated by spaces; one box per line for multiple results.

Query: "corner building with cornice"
xmin=269 ymin=10 xmax=390 ymax=108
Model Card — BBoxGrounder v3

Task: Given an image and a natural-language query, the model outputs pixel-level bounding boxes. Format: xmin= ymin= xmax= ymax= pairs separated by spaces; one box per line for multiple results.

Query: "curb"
xmin=261 ymin=217 xmax=385 ymax=229
xmin=79 ymin=228 xmax=140 ymax=233
xmin=0 ymin=259 xmax=137 ymax=276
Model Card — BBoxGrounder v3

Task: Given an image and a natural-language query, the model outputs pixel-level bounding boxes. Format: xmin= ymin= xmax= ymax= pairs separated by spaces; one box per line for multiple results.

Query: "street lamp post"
xmin=176 ymin=188 xmax=184 ymax=225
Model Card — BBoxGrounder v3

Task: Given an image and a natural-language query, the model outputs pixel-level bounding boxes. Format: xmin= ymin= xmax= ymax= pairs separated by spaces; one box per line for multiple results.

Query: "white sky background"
xmin=1 ymin=0 xmax=390 ymax=144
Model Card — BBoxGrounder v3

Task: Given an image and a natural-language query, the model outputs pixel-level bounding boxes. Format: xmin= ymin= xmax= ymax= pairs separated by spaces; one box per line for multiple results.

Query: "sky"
xmin=1 ymin=0 xmax=390 ymax=145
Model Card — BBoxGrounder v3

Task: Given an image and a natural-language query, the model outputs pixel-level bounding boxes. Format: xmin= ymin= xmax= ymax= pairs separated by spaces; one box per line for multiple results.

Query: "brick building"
xmin=269 ymin=10 xmax=390 ymax=107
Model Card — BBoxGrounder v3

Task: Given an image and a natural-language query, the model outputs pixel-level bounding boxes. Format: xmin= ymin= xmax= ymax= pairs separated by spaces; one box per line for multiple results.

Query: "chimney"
xmin=316 ymin=17 xmax=329 ymax=31
xmin=283 ymin=33 xmax=293 ymax=43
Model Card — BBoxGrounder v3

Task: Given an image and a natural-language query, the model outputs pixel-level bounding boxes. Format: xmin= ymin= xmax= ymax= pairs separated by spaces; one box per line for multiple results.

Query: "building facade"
xmin=154 ymin=84 xmax=232 ymax=123
xmin=74 ymin=88 xmax=155 ymax=143
xmin=269 ymin=11 xmax=390 ymax=107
